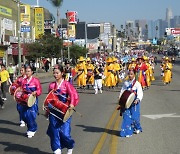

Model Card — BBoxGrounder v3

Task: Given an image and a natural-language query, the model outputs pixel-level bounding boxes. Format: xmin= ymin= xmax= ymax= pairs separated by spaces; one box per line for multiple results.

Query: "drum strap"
xmin=128 ymin=80 xmax=137 ymax=96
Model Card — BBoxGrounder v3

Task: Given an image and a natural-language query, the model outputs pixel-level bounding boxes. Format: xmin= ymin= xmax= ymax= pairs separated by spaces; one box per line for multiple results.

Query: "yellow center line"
xmin=110 ymin=115 xmax=121 ymax=154
xmin=93 ymin=108 xmax=118 ymax=154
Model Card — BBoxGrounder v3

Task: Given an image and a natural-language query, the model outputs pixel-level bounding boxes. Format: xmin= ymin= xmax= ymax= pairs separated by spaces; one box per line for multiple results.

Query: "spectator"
xmin=7 ymin=63 xmax=14 ymax=83
xmin=0 ymin=64 xmax=11 ymax=101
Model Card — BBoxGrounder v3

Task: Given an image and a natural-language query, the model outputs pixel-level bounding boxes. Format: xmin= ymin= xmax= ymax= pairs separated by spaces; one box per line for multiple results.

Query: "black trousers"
xmin=1 ymin=81 xmax=7 ymax=98
xmin=9 ymin=73 xmax=14 ymax=83
xmin=0 ymin=96 xmax=4 ymax=106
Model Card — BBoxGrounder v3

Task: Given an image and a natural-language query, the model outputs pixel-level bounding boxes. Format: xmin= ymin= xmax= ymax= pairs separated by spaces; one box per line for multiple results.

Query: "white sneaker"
xmin=134 ymin=130 xmax=140 ymax=134
xmin=2 ymin=98 xmax=7 ymax=101
xmin=95 ymin=90 xmax=98 ymax=94
xmin=54 ymin=148 xmax=61 ymax=154
xmin=27 ymin=131 xmax=36 ymax=138
xmin=99 ymin=89 xmax=102 ymax=94
xmin=125 ymin=135 xmax=132 ymax=138
xmin=20 ymin=121 xmax=25 ymax=127
xmin=67 ymin=149 xmax=73 ymax=154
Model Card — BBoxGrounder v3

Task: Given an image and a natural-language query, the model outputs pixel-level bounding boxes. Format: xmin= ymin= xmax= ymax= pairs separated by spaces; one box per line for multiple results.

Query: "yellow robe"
xmin=145 ymin=62 xmax=151 ymax=87
xmin=113 ymin=62 xmax=121 ymax=85
xmin=75 ymin=62 xmax=87 ymax=87
xmin=86 ymin=63 xmax=94 ymax=85
xmin=163 ymin=62 xmax=173 ymax=84
xmin=104 ymin=64 xmax=115 ymax=87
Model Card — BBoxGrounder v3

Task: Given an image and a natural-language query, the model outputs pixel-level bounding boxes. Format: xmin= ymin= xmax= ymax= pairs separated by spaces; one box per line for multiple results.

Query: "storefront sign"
xmin=35 ymin=7 xmax=44 ymax=39
xmin=0 ymin=5 xmax=12 ymax=17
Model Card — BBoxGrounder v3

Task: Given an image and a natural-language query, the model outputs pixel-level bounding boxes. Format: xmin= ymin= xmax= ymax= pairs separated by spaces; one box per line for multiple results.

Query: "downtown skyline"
xmin=21 ymin=0 xmax=180 ymax=28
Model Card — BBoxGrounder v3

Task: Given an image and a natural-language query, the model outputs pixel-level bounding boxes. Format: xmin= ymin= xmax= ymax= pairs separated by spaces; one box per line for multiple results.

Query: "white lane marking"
xmin=142 ymin=113 xmax=180 ymax=120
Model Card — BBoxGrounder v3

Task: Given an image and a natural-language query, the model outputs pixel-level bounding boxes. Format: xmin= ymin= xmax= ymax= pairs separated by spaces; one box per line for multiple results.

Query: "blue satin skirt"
xmin=21 ymin=99 xmax=38 ymax=132
xmin=47 ymin=115 xmax=75 ymax=151
xmin=17 ymin=103 xmax=23 ymax=121
xmin=120 ymin=103 xmax=142 ymax=137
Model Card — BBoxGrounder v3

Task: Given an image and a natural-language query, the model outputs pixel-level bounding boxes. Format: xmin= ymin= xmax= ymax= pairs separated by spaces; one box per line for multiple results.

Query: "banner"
xmin=0 ymin=49 xmax=5 ymax=58
xmin=0 ymin=5 xmax=12 ymax=17
xmin=35 ymin=7 xmax=44 ymax=39
xmin=3 ymin=18 xmax=13 ymax=31
xmin=20 ymin=4 xmax=31 ymax=26
xmin=68 ymin=24 xmax=76 ymax=40
xmin=66 ymin=11 xmax=78 ymax=24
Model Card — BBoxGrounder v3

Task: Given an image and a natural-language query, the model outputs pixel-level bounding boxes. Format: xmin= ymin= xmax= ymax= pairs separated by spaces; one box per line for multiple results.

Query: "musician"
xmin=94 ymin=62 xmax=104 ymax=94
xmin=144 ymin=56 xmax=151 ymax=89
xmin=13 ymin=66 xmax=26 ymax=127
xmin=86 ymin=57 xmax=94 ymax=89
xmin=135 ymin=57 xmax=148 ymax=90
xmin=128 ymin=58 xmax=137 ymax=70
xmin=21 ymin=66 xmax=42 ymax=138
xmin=112 ymin=57 xmax=121 ymax=87
xmin=46 ymin=64 xmax=79 ymax=154
xmin=162 ymin=57 xmax=173 ymax=85
xmin=64 ymin=60 xmax=73 ymax=84
xmin=75 ymin=56 xmax=87 ymax=89
xmin=104 ymin=57 xmax=115 ymax=88
xmin=118 ymin=69 xmax=143 ymax=137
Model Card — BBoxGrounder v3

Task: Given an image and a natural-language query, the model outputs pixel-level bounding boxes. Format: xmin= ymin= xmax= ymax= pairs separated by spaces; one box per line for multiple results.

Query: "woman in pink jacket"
xmin=46 ymin=65 xmax=79 ymax=154
xmin=21 ymin=66 xmax=42 ymax=138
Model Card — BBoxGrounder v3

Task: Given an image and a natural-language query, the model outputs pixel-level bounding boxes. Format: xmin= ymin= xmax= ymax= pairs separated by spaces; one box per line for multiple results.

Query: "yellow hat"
xmin=106 ymin=57 xmax=112 ymax=63
xmin=131 ymin=58 xmax=136 ymax=62
xmin=165 ymin=57 xmax=169 ymax=61
xmin=112 ymin=57 xmax=117 ymax=62
xmin=79 ymin=56 xmax=84 ymax=62
xmin=86 ymin=57 xmax=91 ymax=62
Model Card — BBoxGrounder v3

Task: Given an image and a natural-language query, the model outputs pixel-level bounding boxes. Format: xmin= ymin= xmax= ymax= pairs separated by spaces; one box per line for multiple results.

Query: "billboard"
xmin=20 ymin=4 xmax=31 ymax=26
xmin=66 ymin=11 xmax=78 ymax=24
xmin=0 ymin=5 xmax=12 ymax=17
xmin=166 ymin=28 xmax=180 ymax=36
xmin=35 ymin=7 xmax=44 ymax=39
xmin=68 ymin=24 xmax=76 ymax=40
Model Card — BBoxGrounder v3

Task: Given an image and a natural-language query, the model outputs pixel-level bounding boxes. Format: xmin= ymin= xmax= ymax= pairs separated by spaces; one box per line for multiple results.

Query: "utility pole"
xmin=37 ymin=0 xmax=39 ymax=6
xmin=17 ymin=0 xmax=21 ymax=74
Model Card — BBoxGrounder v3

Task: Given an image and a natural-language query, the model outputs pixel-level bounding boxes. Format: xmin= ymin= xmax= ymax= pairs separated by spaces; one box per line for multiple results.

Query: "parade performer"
xmin=94 ymin=62 xmax=104 ymax=94
xmin=104 ymin=57 xmax=115 ymax=88
xmin=118 ymin=69 xmax=143 ymax=137
xmin=46 ymin=65 xmax=79 ymax=154
xmin=11 ymin=66 xmax=26 ymax=127
xmin=112 ymin=57 xmax=121 ymax=86
xmin=149 ymin=57 xmax=155 ymax=81
xmin=64 ymin=61 xmax=73 ymax=84
xmin=128 ymin=58 xmax=137 ymax=70
xmin=21 ymin=66 xmax=42 ymax=138
xmin=135 ymin=57 xmax=148 ymax=90
xmin=162 ymin=57 xmax=173 ymax=85
xmin=144 ymin=56 xmax=151 ymax=88
xmin=75 ymin=56 xmax=87 ymax=89
xmin=86 ymin=57 xmax=94 ymax=89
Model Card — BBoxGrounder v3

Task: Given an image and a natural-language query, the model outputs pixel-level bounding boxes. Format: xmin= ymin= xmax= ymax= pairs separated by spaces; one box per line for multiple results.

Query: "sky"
xmin=21 ymin=0 xmax=180 ymax=29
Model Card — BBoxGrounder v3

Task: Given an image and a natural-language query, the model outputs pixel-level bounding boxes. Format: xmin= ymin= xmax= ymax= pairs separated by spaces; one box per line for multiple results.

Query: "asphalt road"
xmin=0 ymin=56 xmax=180 ymax=154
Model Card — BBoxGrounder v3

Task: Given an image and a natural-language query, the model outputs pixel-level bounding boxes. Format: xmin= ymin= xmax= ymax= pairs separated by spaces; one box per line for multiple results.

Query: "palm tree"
xmin=49 ymin=0 xmax=63 ymax=26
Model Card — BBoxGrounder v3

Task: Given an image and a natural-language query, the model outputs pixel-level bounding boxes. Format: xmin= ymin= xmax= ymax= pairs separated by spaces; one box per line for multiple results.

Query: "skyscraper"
xmin=166 ymin=8 xmax=173 ymax=27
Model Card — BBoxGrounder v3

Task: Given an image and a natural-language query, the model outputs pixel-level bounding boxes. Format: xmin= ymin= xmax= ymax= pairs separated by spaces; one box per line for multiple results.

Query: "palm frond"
xmin=50 ymin=0 xmax=63 ymax=7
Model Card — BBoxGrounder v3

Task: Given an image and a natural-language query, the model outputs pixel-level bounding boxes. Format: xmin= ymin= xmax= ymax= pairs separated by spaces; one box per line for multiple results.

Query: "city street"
xmin=0 ymin=56 xmax=180 ymax=154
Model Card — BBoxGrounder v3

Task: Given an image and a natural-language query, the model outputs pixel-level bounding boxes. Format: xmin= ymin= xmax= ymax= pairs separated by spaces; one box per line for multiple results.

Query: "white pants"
xmin=94 ymin=79 xmax=102 ymax=90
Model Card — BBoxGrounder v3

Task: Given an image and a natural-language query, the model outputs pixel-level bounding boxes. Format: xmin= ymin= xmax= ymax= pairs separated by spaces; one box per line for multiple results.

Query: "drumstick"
xmin=72 ymin=108 xmax=83 ymax=117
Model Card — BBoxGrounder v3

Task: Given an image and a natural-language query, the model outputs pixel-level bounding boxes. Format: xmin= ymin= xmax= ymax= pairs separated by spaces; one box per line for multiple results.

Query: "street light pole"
xmin=17 ymin=0 xmax=22 ymax=74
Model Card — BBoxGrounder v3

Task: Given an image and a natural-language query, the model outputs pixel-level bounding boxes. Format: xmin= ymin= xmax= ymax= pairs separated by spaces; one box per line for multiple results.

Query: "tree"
xmin=26 ymin=33 xmax=63 ymax=59
xmin=49 ymin=0 xmax=63 ymax=26
xmin=64 ymin=45 xmax=88 ymax=60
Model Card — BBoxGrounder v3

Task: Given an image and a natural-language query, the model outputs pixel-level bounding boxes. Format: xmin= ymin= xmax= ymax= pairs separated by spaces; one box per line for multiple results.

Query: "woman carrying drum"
xmin=46 ymin=65 xmax=79 ymax=154
xmin=118 ymin=69 xmax=143 ymax=137
xmin=21 ymin=66 xmax=42 ymax=138
xmin=12 ymin=66 xmax=26 ymax=127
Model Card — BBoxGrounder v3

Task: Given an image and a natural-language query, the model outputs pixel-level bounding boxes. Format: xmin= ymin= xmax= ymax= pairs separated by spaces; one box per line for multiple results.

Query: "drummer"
xmin=46 ymin=64 xmax=79 ymax=154
xmin=118 ymin=69 xmax=143 ymax=137
xmin=21 ymin=66 xmax=42 ymax=138
xmin=13 ymin=66 xmax=26 ymax=127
